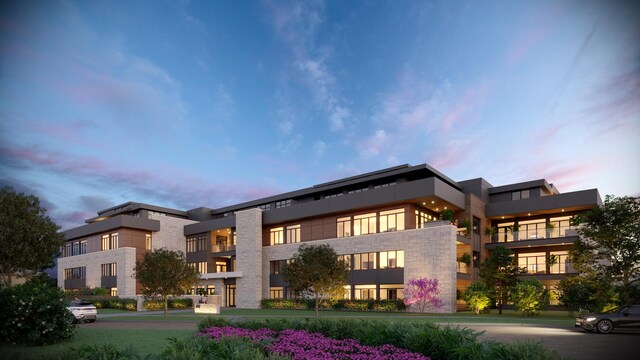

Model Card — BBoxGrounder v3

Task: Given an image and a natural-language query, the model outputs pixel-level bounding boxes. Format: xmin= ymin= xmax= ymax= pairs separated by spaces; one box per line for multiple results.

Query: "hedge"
xmin=144 ymin=298 xmax=193 ymax=310
xmin=89 ymin=298 xmax=137 ymax=311
xmin=261 ymin=298 xmax=406 ymax=312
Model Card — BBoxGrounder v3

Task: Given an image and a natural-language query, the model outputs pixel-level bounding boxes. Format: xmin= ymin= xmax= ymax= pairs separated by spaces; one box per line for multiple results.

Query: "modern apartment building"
xmin=58 ymin=163 xmax=601 ymax=313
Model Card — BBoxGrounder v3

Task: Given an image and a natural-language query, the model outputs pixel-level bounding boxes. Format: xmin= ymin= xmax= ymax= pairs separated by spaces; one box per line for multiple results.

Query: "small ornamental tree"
xmin=403 ymin=277 xmax=443 ymax=312
xmin=558 ymin=275 xmax=616 ymax=315
xmin=512 ymin=278 xmax=550 ymax=317
xmin=282 ymin=244 xmax=348 ymax=317
xmin=480 ymin=245 xmax=526 ymax=315
xmin=463 ymin=282 xmax=491 ymax=314
xmin=134 ymin=248 xmax=198 ymax=317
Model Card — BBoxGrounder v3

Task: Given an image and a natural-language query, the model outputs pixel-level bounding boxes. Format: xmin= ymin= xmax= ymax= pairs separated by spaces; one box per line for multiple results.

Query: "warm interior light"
xmin=501 ymin=216 xmax=504 ymax=219
xmin=561 ymin=209 xmax=565 ymax=212
xmin=431 ymin=200 xmax=435 ymax=204
xmin=422 ymin=202 xmax=425 ymax=205
xmin=435 ymin=208 xmax=439 ymax=211
xmin=444 ymin=207 xmax=448 ymax=210
xmin=527 ymin=213 xmax=531 ymax=216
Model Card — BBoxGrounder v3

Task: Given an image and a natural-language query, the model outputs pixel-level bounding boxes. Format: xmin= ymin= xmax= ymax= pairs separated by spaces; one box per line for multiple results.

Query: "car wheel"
xmin=597 ymin=319 xmax=614 ymax=334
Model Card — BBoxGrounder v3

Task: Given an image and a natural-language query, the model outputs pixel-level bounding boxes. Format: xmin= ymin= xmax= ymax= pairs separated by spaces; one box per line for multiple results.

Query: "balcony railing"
xmin=456 ymin=262 xmax=470 ymax=274
xmin=491 ymin=225 xmax=576 ymax=243
xmin=211 ymin=243 xmax=236 ymax=253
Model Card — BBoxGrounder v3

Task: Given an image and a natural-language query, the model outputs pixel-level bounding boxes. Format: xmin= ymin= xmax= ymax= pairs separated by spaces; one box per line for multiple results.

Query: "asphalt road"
xmin=455 ymin=323 xmax=640 ymax=360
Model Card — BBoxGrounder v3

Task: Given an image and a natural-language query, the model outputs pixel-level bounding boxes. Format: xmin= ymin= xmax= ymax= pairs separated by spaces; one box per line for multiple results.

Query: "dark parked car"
xmin=575 ymin=305 xmax=640 ymax=333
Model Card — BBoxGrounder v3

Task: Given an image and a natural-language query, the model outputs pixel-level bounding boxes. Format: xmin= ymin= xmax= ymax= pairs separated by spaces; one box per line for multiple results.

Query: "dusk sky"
xmin=1 ymin=0 xmax=638 ymax=230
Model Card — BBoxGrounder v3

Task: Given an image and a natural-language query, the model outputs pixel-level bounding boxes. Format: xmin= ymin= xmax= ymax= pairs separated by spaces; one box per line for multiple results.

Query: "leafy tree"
xmin=0 ymin=187 xmax=64 ymax=284
xmin=557 ymin=275 xmax=616 ymax=315
xmin=282 ymin=244 xmax=348 ymax=317
xmin=480 ymin=246 xmax=526 ymax=314
xmin=463 ymin=282 xmax=491 ymax=314
xmin=511 ymin=278 xmax=549 ymax=317
xmin=571 ymin=195 xmax=640 ymax=305
xmin=403 ymin=277 xmax=443 ymax=312
xmin=134 ymin=248 xmax=198 ymax=317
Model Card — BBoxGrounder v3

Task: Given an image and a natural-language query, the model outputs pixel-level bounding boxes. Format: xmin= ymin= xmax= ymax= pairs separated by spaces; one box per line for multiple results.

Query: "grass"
xmin=0 ymin=328 xmax=193 ymax=360
xmin=97 ymin=308 xmax=134 ymax=314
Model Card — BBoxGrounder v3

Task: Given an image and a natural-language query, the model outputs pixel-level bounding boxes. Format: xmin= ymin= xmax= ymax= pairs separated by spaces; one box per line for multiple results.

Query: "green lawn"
xmin=97 ymin=308 xmax=135 ymax=314
xmin=0 ymin=328 xmax=194 ymax=360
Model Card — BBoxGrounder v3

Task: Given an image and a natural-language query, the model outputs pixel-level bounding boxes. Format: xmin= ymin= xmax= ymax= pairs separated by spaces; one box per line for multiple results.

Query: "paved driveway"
xmin=451 ymin=323 xmax=640 ymax=360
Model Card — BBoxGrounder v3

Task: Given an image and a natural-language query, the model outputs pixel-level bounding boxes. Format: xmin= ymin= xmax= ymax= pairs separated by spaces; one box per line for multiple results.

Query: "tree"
xmin=511 ymin=278 xmax=549 ymax=317
xmin=403 ymin=277 xmax=443 ymax=312
xmin=282 ymin=244 xmax=348 ymax=317
xmin=463 ymin=281 xmax=491 ymax=314
xmin=571 ymin=195 xmax=640 ymax=305
xmin=480 ymin=246 xmax=526 ymax=315
xmin=134 ymin=248 xmax=198 ymax=317
xmin=557 ymin=275 xmax=616 ymax=315
xmin=0 ymin=187 xmax=64 ymax=284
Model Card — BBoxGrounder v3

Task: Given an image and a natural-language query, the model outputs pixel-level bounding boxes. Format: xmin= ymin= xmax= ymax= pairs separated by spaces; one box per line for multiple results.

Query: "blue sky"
xmin=1 ymin=0 xmax=638 ymax=230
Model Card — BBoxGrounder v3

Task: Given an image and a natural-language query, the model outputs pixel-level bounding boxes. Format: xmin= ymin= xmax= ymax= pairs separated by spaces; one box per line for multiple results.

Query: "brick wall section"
xmin=57 ymin=247 xmax=138 ymax=296
xmin=148 ymin=214 xmax=198 ymax=253
xmin=235 ymin=208 xmax=263 ymax=309
xmin=261 ymin=223 xmax=457 ymax=313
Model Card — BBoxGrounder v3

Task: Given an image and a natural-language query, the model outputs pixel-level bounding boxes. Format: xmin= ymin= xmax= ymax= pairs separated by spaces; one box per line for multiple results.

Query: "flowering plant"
xmin=403 ymin=277 xmax=444 ymax=312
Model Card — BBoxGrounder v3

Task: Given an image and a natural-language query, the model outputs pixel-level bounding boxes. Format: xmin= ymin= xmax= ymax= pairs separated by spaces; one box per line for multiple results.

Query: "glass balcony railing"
xmin=211 ymin=244 xmax=236 ymax=253
xmin=491 ymin=225 xmax=576 ymax=243
xmin=456 ymin=262 xmax=470 ymax=274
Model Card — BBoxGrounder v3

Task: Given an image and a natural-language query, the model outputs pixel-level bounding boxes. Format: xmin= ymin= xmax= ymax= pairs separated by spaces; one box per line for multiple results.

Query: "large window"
xmin=380 ymin=285 xmax=404 ymax=300
xmin=337 ymin=216 xmax=351 ymax=237
xmin=338 ymin=254 xmax=351 ymax=270
xmin=275 ymin=199 xmax=292 ymax=208
xmin=189 ymin=262 xmax=207 ymax=274
xmin=354 ymin=252 xmax=377 ymax=270
xmin=379 ymin=209 xmax=405 ymax=232
xmin=353 ymin=213 xmax=376 ymax=236
xmin=286 ymin=225 xmax=300 ymax=243
xmin=415 ymin=210 xmax=435 ymax=229
xmin=270 ymin=260 xmax=286 ymax=274
xmin=270 ymin=227 xmax=284 ymax=245
xmin=354 ymin=285 xmax=376 ymax=300
xmin=64 ymin=267 xmax=86 ymax=280
xmin=380 ymin=250 xmax=404 ymax=269
xmin=496 ymin=222 xmax=514 ymax=242
xmin=518 ymin=252 xmax=546 ymax=274
xmin=549 ymin=216 xmax=573 ymax=238
xmin=549 ymin=251 xmax=573 ymax=274
xmin=270 ymin=287 xmax=284 ymax=299
xmin=101 ymin=263 xmax=117 ymax=277
xmin=145 ymin=234 xmax=152 ymax=250
xmin=518 ymin=219 xmax=546 ymax=240
xmin=186 ymin=234 xmax=207 ymax=253
xmin=101 ymin=233 xmax=118 ymax=251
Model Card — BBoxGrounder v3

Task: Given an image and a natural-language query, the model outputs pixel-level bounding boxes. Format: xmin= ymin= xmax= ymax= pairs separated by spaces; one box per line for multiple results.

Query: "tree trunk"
xmin=164 ymin=296 xmax=168 ymax=318
xmin=497 ymin=282 xmax=503 ymax=315
xmin=315 ymin=294 xmax=319 ymax=318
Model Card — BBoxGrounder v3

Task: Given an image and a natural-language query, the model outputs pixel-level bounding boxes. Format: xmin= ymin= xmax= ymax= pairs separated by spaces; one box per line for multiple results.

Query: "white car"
xmin=67 ymin=300 xmax=97 ymax=323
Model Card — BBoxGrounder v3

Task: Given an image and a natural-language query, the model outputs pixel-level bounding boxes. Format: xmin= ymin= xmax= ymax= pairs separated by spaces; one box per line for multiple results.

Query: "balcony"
xmin=486 ymin=226 xmax=578 ymax=249
xmin=199 ymin=271 xmax=242 ymax=280
xmin=211 ymin=243 xmax=236 ymax=253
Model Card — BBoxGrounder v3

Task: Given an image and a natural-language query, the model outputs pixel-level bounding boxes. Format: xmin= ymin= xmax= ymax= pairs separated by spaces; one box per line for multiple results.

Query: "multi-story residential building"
xmin=58 ymin=163 xmax=601 ymax=312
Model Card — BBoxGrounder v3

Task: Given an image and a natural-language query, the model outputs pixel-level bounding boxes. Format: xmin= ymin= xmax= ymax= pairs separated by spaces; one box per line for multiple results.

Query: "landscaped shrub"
xmin=260 ymin=298 xmax=406 ymax=312
xmin=160 ymin=336 xmax=288 ymax=360
xmin=261 ymin=298 xmax=310 ymax=310
xmin=463 ymin=282 xmax=492 ymax=314
xmin=0 ymin=275 xmax=75 ymax=345
xmin=144 ymin=298 xmax=193 ymax=310
xmin=54 ymin=344 xmax=146 ymax=360
xmin=512 ymin=278 xmax=550 ymax=317
xmin=90 ymin=298 xmax=137 ymax=311
xmin=64 ymin=287 xmax=111 ymax=296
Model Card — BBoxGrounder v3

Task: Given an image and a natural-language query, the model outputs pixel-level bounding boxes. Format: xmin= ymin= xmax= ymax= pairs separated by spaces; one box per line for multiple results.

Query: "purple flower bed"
xmin=199 ymin=326 xmax=429 ymax=360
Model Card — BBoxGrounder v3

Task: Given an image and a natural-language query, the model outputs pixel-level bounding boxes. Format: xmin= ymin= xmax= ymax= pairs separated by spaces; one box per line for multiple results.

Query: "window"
xmin=187 ymin=237 xmax=196 ymax=252
xmin=186 ymin=234 xmax=207 ymax=253
xmin=519 ymin=219 xmax=546 ymax=239
xmin=101 ymin=233 xmax=118 ymax=250
xmin=216 ymin=261 xmax=227 ymax=272
xmin=207 ymin=285 xmax=216 ymax=295
xmin=275 ymin=199 xmax=292 ymax=208
xmin=189 ymin=262 xmax=207 ymax=274
xmin=354 ymin=252 xmax=377 ymax=270
xmin=354 ymin=285 xmax=376 ymax=300
xmin=64 ymin=267 xmax=86 ymax=280
xmin=258 ymin=204 xmax=271 ymax=211
xmin=353 ymin=213 xmax=376 ymax=236
xmin=337 ymin=216 xmax=351 ymax=237
xmin=380 ymin=250 xmax=404 ymax=269
xmin=270 ymin=260 xmax=286 ymax=274
xmin=512 ymin=190 xmax=530 ymax=200
xmin=415 ymin=210 xmax=435 ymax=229
xmin=472 ymin=217 xmax=480 ymax=235
xmin=380 ymin=285 xmax=404 ymax=300
xmin=145 ymin=234 xmax=152 ymax=250
xmin=549 ymin=216 xmax=573 ymax=237
xmin=512 ymin=191 xmax=520 ymax=200
xmin=338 ymin=254 xmax=351 ymax=270
xmin=101 ymin=263 xmax=117 ymax=277
xmin=518 ymin=252 xmax=546 ymax=274
xmin=110 ymin=287 xmax=118 ymax=296
xmin=496 ymin=222 xmax=515 ymax=242
xmin=270 ymin=287 xmax=284 ymax=299
xmin=549 ymin=251 xmax=573 ymax=274
xmin=286 ymin=225 xmax=300 ymax=243
xmin=380 ymin=209 xmax=405 ymax=232
xmin=270 ymin=227 xmax=284 ymax=245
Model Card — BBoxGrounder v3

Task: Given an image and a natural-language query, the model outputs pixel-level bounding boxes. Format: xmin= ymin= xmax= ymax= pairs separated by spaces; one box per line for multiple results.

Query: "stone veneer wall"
xmin=235 ymin=208 xmax=263 ymax=309
xmin=57 ymin=247 xmax=138 ymax=296
xmin=261 ymin=223 xmax=457 ymax=313
xmin=148 ymin=213 xmax=198 ymax=253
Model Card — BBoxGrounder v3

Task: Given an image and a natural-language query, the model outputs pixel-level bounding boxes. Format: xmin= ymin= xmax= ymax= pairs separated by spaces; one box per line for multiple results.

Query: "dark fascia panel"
xmin=488 ymin=179 xmax=554 ymax=195
xmin=184 ymin=215 xmax=236 ymax=236
xmin=484 ymin=236 xmax=578 ymax=250
xmin=485 ymin=189 xmax=602 ymax=218
xmin=87 ymin=202 xmax=188 ymax=223
xmin=64 ymin=215 xmax=160 ymax=240
xmin=210 ymin=163 xmax=462 ymax=215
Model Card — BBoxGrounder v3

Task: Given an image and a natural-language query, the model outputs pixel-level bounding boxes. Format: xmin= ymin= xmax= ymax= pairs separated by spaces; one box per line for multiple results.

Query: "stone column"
xmin=235 ymin=208 xmax=263 ymax=309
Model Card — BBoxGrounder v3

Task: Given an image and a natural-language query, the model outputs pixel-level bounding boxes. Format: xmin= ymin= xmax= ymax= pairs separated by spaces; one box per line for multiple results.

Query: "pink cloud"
xmin=440 ymin=81 xmax=491 ymax=132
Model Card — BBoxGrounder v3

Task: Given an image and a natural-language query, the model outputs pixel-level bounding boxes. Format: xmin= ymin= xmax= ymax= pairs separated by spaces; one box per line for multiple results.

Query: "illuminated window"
xmin=354 ymin=252 xmax=377 ymax=270
xmin=380 ymin=250 xmax=404 ymax=269
xmin=270 ymin=227 xmax=284 ymax=245
xmin=380 ymin=209 xmax=405 ymax=232
xmin=286 ymin=225 xmax=300 ymax=243
xmin=110 ymin=287 xmax=118 ymax=296
xmin=101 ymin=263 xmax=117 ymax=277
xmin=353 ymin=213 xmax=376 ymax=236
xmin=101 ymin=234 xmax=109 ymax=251
xmin=101 ymin=233 xmax=118 ymax=250
xmin=338 ymin=254 xmax=351 ymax=270
xmin=549 ymin=251 xmax=572 ymax=274
xmin=518 ymin=252 xmax=546 ymax=274
xmin=145 ymin=234 xmax=152 ymax=250
xmin=188 ymin=262 xmax=207 ymax=274
xmin=337 ymin=216 xmax=351 ymax=237
xmin=354 ymin=285 xmax=376 ymax=300
xmin=270 ymin=287 xmax=284 ymax=299
xmin=216 ymin=261 xmax=227 ymax=272
xmin=64 ymin=267 xmax=86 ymax=280
xmin=380 ymin=285 xmax=404 ymax=300
xmin=415 ymin=210 xmax=435 ymax=229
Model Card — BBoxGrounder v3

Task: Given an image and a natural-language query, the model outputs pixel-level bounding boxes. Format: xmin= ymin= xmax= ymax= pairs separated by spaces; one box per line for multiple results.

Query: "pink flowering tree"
xmin=403 ymin=277 xmax=444 ymax=312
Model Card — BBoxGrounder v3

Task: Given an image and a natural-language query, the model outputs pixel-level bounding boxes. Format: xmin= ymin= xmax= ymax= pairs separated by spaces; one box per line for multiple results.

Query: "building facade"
xmin=58 ymin=163 xmax=601 ymax=312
